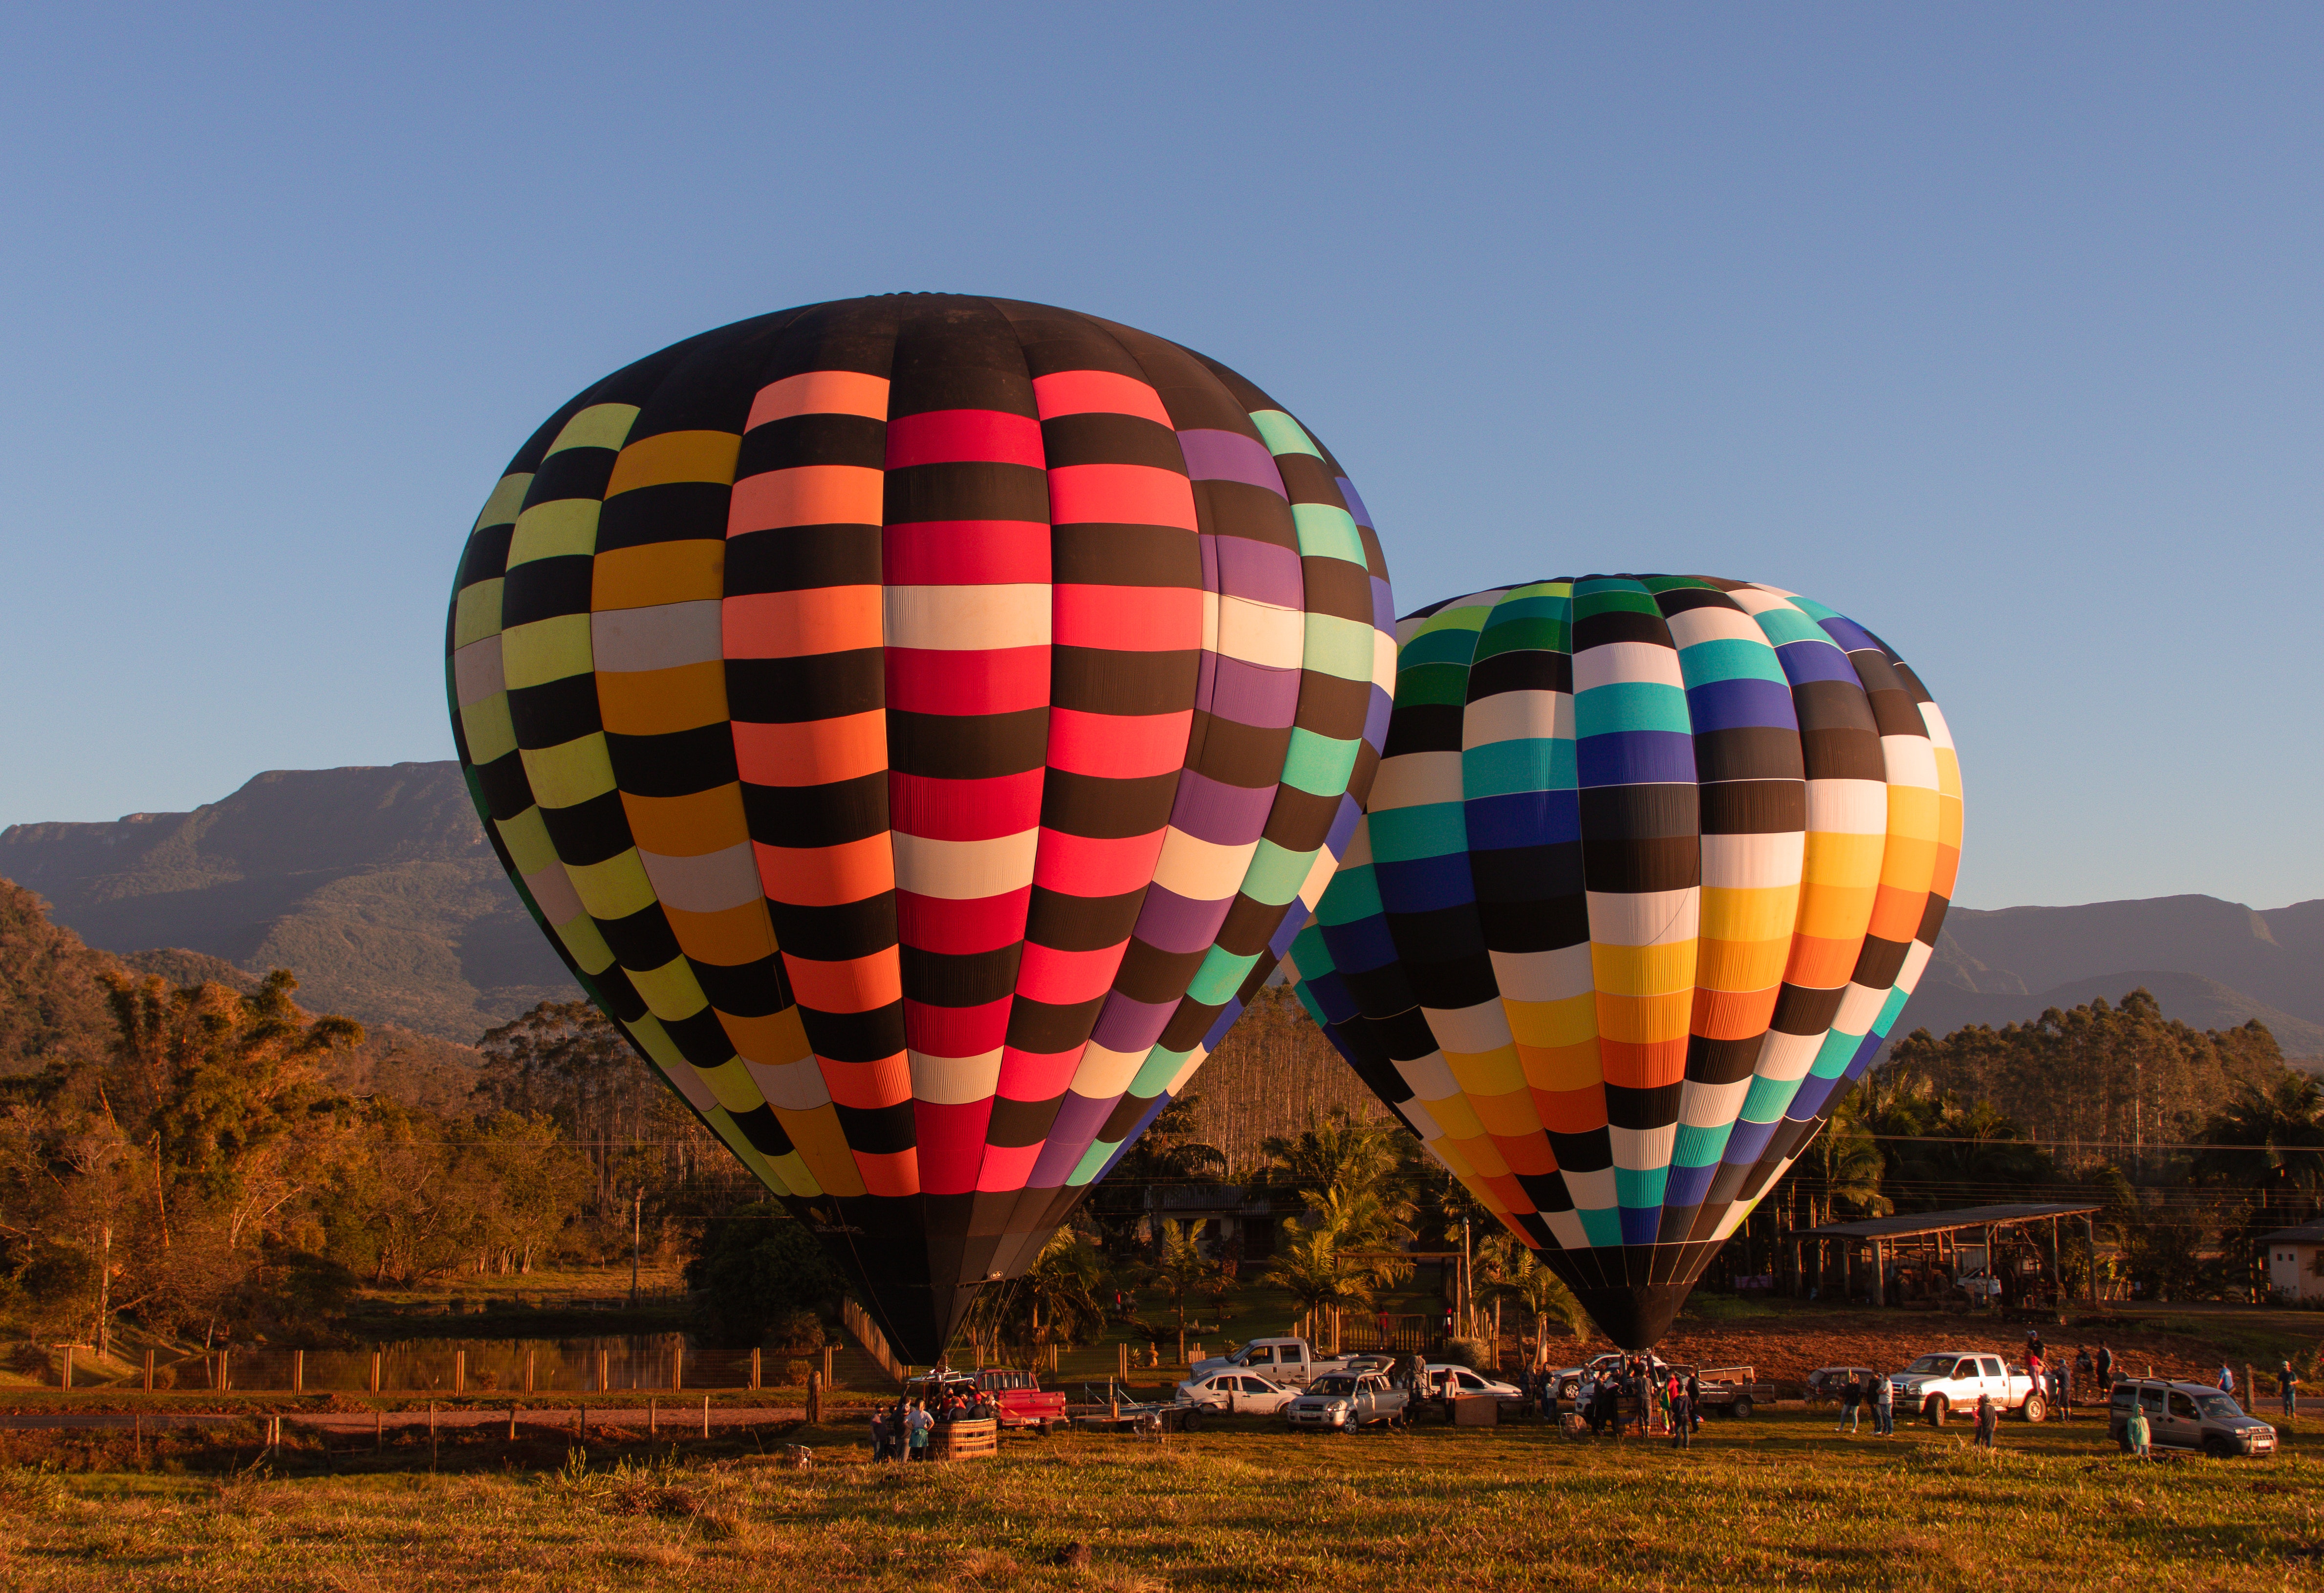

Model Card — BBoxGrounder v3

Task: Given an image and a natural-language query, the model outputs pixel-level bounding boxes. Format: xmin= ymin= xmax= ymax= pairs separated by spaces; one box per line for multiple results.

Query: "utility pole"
xmin=630 ymin=1186 xmax=642 ymax=1306
xmin=95 ymin=1224 xmax=112 ymax=1360
xmin=1460 ymin=1217 xmax=1472 ymax=1338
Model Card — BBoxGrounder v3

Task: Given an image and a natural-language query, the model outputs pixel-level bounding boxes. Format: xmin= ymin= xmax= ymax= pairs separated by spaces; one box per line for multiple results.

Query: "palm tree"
xmin=966 ymin=1227 xmax=1109 ymax=1360
xmin=2194 ymin=1074 xmax=2324 ymax=1224
xmin=1261 ymin=1111 xmax=1407 ymax=1201
xmin=1476 ymin=1236 xmax=1590 ymax=1356
xmin=1261 ymin=1222 xmax=1374 ymax=1344
xmin=1144 ymin=1220 xmax=1228 ymax=1362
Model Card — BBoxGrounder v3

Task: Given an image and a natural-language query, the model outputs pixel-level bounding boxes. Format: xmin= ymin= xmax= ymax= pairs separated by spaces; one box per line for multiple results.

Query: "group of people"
xmin=1829 ymin=1368 xmax=1897 ymax=1435
xmin=868 ymin=1383 xmax=999 ymax=1461
xmin=1569 ymin=1360 xmax=1703 ymax=1447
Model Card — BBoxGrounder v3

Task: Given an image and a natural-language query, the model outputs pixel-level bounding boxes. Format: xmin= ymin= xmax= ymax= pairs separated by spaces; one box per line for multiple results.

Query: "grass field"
xmin=1 ymin=1406 xmax=2316 ymax=1591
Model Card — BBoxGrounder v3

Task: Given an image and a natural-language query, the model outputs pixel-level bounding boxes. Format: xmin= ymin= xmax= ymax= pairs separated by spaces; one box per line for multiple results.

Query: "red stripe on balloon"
xmin=884 ymin=409 xmax=1044 ymax=470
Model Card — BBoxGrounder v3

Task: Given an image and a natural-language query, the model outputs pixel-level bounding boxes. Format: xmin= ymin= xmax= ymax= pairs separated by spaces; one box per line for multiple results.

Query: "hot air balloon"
xmin=1282 ymin=575 xmax=1959 ymax=1349
xmin=446 ymin=295 xmax=1394 ymax=1362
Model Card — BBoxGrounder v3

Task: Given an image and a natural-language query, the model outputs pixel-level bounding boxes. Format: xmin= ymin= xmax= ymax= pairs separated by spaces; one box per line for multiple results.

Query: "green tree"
xmin=685 ymin=1203 xmax=845 ymax=1346
xmin=1143 ymin=1219 xmax=1229 ymax=1362
xmin=1261 ymin=1222 xmax=1373 ymax=1344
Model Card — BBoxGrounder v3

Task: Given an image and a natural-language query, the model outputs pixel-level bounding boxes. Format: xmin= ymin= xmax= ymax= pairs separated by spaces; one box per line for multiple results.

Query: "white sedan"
xmin=1175 ymin=1370 xmax=1300 ymax=1415
xmin=1423 ymin=1364 xmax=1523 ymax=1400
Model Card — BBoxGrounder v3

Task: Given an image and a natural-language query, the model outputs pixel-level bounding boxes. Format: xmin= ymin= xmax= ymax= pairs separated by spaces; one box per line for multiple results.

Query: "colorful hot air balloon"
xmin=446 ymin=296 xmax=1394 ymax=1361
xmin=1283 ymin=575 xmax=1959 ymax=1349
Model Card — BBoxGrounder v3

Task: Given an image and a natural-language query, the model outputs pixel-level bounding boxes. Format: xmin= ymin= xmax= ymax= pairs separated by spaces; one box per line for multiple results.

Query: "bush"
xmin=1441 ymin=1337 xmax=1491 ymax=1372
xmin=782 ymin=1358 xmax=816 ymax=1387
xmin=685 ymin=1202 xmax=845 ymax=1345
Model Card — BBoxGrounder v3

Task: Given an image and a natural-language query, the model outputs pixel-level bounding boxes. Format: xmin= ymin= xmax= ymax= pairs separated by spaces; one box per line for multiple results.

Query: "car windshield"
xmin=1903 ymin=1356 xmax=1952 ymax=1375
xmin=1310 ymin=1376 xmax=1358 ymax=1395
xmin=2195 ymin=1394 xmax=2243 ymax=1421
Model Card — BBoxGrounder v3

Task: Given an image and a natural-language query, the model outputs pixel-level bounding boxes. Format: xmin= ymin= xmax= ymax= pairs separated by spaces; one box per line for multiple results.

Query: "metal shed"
xmin=1795 ymin=1202 xmax=2105 ymax=1312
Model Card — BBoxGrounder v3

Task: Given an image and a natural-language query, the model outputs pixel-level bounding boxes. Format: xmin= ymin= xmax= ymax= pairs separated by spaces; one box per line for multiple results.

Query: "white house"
xmin=2258 ymin=1222 xmax=2324 ymax=1302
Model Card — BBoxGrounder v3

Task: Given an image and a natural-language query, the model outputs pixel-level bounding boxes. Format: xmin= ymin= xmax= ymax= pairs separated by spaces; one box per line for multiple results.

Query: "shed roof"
xmin=1797 ymin=1202 xmax=2103 ymax=1241
xmin=2256 ymin=1223 xmax=2324 ymax=1245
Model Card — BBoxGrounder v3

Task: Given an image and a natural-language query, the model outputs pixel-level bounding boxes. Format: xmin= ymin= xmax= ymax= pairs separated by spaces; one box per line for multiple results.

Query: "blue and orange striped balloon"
xmin=1283 ymin=575 xmax=1960 ymax=1349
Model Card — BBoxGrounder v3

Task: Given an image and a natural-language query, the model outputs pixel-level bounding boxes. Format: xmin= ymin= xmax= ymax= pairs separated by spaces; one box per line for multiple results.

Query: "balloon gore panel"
xmin=1283 ymin=576 xmax=1960 ymax=1349
xmin=448 ymin=296 xmax=1396 ymax=1362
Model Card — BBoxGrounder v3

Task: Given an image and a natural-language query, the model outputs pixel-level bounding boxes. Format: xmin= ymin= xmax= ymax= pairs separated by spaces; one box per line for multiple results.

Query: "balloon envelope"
xmin=1284 ymin=576 xmax=1959 ymax=1349
xmin=447 ymin=296 xmax=1394 ymax=1359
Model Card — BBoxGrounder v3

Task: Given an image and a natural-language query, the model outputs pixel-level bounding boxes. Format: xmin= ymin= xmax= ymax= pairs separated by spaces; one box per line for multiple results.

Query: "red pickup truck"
xmin=909 ymin=1368 xmax=1067 ymax=1434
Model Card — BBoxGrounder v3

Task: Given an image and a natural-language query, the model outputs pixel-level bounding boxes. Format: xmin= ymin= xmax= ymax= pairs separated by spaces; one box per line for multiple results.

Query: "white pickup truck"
xmin=1890 ymin=1350 xmax=2043 ymax=1426
xmin=1187 ymin=1337 xmax=1354 ymax=1387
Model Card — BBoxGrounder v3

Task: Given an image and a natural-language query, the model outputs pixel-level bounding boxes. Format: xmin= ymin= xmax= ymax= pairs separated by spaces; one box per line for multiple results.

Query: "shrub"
xmin=1441 ymin=1337 xmax=1491 ymax=1372
xmin=782 ymin=1358 xmax=816 ymax=1387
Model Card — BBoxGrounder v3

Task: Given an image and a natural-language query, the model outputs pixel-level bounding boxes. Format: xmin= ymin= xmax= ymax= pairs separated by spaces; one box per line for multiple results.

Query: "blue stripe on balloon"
xmin=1463 ymin=788 xmax=1579 ymax=850
xmin=1683 ymin=675 xmax=1799 ymax=732
xmin=1664 ymin=1162 xmax=1719 ymax=1210
xmin=1375 ymin=855 xmax=1478 ymax=914
xmin=1817 ymin=615 xmax=1883 ymax=654
xmin=1577 ymin=729 xmax=1697 ymax=787
xmin=1721 ymin=1117 xmax=1780 ymax=1166
xmin=1319 ymin=915 xmax=1400 ymax=974
xmin=1620 ymin=1205 xmax=1663 ymax=1245
xmin=1775 ymin=640 xmax=1860 ymax=687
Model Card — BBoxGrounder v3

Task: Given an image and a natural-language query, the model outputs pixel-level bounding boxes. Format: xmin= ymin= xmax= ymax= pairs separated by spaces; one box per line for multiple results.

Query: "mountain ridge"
xmin=4 ymin=762 xmax=2317 ymax=1058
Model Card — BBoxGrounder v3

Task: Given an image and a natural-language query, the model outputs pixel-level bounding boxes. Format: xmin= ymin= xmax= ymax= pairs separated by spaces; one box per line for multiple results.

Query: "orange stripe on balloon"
xmin=727 ymin=466 xmax=884 ymax=533
xmin=754 ymin=834 xmax=894 ymax=907
xmin=782 ymin=948 xmax=902 ymax=1013
xmin=851 ymin=1148 xmax=920 ymax=1198
xmin=732 ymin=712 xmax=887 ymax=787
xmin=819 ymin=1052 xmax=912 ymax=1111
xmin=1598 ymin=1037 xmax=1687 ymax=1091
xmin=723 ymin=586 xmax=883 ymax=657
xmin=1030 ymin=368 xmax=1173 ymax=426
xmin=745 ymin=370 xmax=891 ymax=428
xmin=1690 ymin=985 xmax=1780 ymax=1041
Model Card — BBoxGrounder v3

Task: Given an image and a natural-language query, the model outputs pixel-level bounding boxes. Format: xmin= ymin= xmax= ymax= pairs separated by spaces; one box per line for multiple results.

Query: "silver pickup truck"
xmin=1890 ymin=1351 xmax=2042 ymax=1426
xmin=1286 ymin=1369 xmax=1409 ymax=1432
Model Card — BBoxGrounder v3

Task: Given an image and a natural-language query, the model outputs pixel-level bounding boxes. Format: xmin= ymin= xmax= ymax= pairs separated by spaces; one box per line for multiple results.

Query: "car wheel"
xmin=1926 ymin=1396 xmax=1948 ymax=1428
xmin=2202 ymin=1435 xmax=2231 ymax=1458
xmin=1182 ymin=1410 xmax=1200 ymax=1433
xmin=2020 ymin=1395 xmax=2045 ymax=1423
xmin=1732 ymin=1397 xmax=1753 ymax=1419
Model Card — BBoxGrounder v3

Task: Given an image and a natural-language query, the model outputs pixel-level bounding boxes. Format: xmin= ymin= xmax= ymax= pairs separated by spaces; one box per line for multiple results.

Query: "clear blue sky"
xmin=1 ymin=4 xmax=2316 ymax=911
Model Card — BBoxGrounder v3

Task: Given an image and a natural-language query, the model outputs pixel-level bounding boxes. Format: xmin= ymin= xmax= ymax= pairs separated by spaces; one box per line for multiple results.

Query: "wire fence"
xmin=32 ymin=1338 xmax=893 ymax=1395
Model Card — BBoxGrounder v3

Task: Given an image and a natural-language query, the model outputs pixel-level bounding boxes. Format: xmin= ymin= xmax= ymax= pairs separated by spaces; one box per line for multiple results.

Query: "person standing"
xmin=1671 ymin=1383 xmax=1694 ymax=1450
xmin=2052 ymin=1358 xmax=2072 ymax=1423
xmin=909 ymin=1400 xmax=933 ymax=1461
xmin=2076 ymin=1345 xmax=2094 ymax=1390
xmin=2125 ymin=1396 xmax=2151 ymax=1459
xmin=1974 ymin=1392 xmax=1998 ymax=1450
xmin=1686 ymin=1371 xmax=1703 ymax=1434
xmin=1837 ymin=1372 xmax=1864 ymax=1435
xmin=2281 ymin=1359 xmax=2299 ymax=1424
xmin=1872 ymin=1366 xmax=1895 ymax=1436
xmin=2219 ymin=1363 xmax=2236 ymax=1397
xmin=2094 ymin=1342 xmax=2114 ymax=1396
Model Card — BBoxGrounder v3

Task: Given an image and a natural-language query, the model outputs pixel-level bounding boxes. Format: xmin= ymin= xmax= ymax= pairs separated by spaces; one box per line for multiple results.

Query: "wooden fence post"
xmin=673 ymin=1343 xmax=683 ymax=1392
xmin=144 ymin=1348 xmax=154 ymax=1392
xmin=370 ymin=1349 xmax=382 ymax=1394
xmin=702 ymin=1394 xmax=710 ymax=1439
xmin=823 ymin=1344 xmax=834 ymax=1387
xmin=807 ymin=1370 xmax=823 ymax=1425
xmin=58 ymin=1345 xmax=72 ymax=1391
xmin=750 ymin=1348 xmax=761 ymax=1391
xmin=597 ymin=1350 xmax=608 ymax=1394
xmin=294 ymin=1349 xmax=304 ymax=1394
xmin=649 ymin=1396 xmax=658 ymax=1438
xmin=220 ymin=1350 xmax=230 ymax=1392
xmin=455 ymin=1350 xmax=466 ymax=1395
xmin=1118 ymin=1341 xmax=1129 ymax=1381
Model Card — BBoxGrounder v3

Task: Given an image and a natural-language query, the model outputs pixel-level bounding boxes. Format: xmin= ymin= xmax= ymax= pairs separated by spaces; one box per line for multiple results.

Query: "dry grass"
xmin=1 ymin=1410 xmax=2317 ymax=1590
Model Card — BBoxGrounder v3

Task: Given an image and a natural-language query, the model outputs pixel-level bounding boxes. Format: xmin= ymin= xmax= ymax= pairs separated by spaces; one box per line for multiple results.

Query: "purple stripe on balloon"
xmin=1209 ymin=655 xmax=1302 ymax=728
xmin=1214 ymin=534 xmax=1303 ymax=605
xmin=1090 ymin=989 xmax=1176 ymax=1054
xmin=1818 ymin=615 xmax=1882 ymax=655
xmin=1166 ymin=768 xmax=1277 ymax=845
xmin=1026 ymin=1092 xmax=1120 ymax=1185
xmin=1787 ymin=1074 xmax=1840 ymax=1121
xmin=1370 ymin=575 xmax=1395 ymax=635
xmin=1127 ymin=882 xmax=1234 ymax=955
xmin=1177 ymin=429 xmax=1285 ymax=496
xmin=1336 ymin=476 xmax=1372 ymax=528
xmin=1361 ymin=683 xmax=1392 ymax=753
xmin=1324 ymin=791 xmax=1364 ymax=859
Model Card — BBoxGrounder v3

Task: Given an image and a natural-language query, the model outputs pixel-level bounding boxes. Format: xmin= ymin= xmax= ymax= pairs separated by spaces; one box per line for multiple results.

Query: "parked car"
xmin=1551 ymin=1352 xmax=1672 ymax=1400
xmin=1805 ymin=1365 xmax=1877 ymax=1407
xmin=1691 ymin=1366 xmax=1776 ymax=1418
xmin=1174 ymin=1369 xmax=1300 ymax=1416
xmin=1286 ymin=1369 xmax=1410 ymax=1431
xmin=1188 ymin=1337 xmax=1352 ymax=1387
xmin=1419 ymin=1364 xmax=1522 ymax=1402
xmin=2108 ymin=1378 xmax=2278 ymax=1458
xmin=1889 ymin=1351 xmax=2041 ymax=1426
